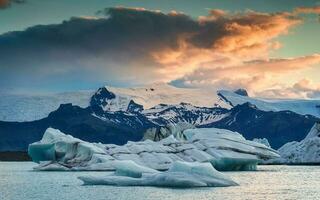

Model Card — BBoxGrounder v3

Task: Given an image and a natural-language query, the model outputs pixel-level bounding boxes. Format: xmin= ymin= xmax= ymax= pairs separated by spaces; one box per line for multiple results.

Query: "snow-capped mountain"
xmin=1 ymin=83 xmax=320 ymax=152
xmin=93 ymin=83 xmax=231 ymax=112
xmin=142 ymin=103 xmax=230 ymax=126
xmin=1 ymin=83 xmax=320 ymax=122
xmin=0 ymin=91 xmax=93 ymax=122
xmin=218 ymin=90 xmax=320 ymax=118
xmin=91 ymin=83 xmax=320 ymax=118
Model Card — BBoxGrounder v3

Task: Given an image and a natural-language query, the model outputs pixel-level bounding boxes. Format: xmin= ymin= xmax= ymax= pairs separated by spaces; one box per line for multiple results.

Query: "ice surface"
xmin=78 ymin=161 xmax=238 ymax=188
xmin=267 ymin=122 xmax=320 ymax=164
xmin=0 ymin=91 xmax=93 ymax=122
xmin=218 ymin=90 xmax=320 ymax=117
xmin=253 ymin=138 xmax=271 ymax=148
xmin=28 ymin=128 xmax=111 ymax=170
xmin=114 ymin=160 xmax=158 ymax=178
xmin=29 ymin=127 xmax=279 ymax=172
xmin=102 ymin=83 xmax=231 ymax=111
xmin=2 ymin=84 xmax=319 ymax=122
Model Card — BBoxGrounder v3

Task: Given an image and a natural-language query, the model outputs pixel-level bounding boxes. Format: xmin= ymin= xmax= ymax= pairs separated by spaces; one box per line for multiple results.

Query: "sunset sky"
xmin=0 ymin=0 xmax=320 ymax=98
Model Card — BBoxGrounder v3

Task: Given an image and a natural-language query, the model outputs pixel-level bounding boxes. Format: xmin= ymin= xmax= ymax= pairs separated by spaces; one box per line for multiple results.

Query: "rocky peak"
xmin=234 ymin=88 xmax=249 ymax=97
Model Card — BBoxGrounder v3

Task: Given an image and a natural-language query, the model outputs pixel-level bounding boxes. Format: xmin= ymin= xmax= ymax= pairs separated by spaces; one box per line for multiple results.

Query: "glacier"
xmin=267 ymin=122 xmax=320 ymax=164
xmin=218 ymin=90 xmax=320 ymax=117
xmin=0 ymin=91 xmax=93 ymax=122
xmin=28 ymin=127 xmax=279 ymax=172
xmin=1 ymin=83 xmax=320 ymax=123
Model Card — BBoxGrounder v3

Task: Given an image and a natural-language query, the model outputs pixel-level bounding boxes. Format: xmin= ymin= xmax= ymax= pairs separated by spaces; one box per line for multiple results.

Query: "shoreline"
xmin=0 ymin=151 xmax=31 ymax=161
xmin=1 ymin=152 xmax=319 ymax=166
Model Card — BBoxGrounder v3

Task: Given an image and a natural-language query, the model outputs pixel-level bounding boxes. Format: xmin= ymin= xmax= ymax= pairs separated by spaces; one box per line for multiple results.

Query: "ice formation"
xmin=78 ymin=161 xmax=238 ymax=187
xmin=2 ymin=83 xmax=320 ymax=122
xmin=29 ymin=127 xmax=279 ymax=172
xmin=0 ymin=91 xmax=93 ymax=122
xmin=218 ymin=90 xmax=320 ymax=117
xmin=253 ymin=138 xmax=271 ymax=148
xmin=95 ymin=83 xmax=231 ymax=112
xmin=268 ymin=122 xmax=320 ymax=164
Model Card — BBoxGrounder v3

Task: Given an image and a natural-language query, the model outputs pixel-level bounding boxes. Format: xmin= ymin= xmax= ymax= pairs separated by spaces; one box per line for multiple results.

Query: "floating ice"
xmin=253 ymin=138 xmax=271 ymax=148
xmin=28 ymin=127 xmax=279 ymax=171
xmin=78 ymin=161 xmax=238 ymax=188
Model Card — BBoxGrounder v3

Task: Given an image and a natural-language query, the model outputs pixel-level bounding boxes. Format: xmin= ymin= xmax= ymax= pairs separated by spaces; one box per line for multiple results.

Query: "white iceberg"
xmin=78 ymin=161 xmax=238 ymax=188
xmin=253 ymin=138 xmax=271 ymax=148
xmin=267 ymin=122 xmax=320 ymax=164
xmin=28 ymin=127 xmax=279 ymax=172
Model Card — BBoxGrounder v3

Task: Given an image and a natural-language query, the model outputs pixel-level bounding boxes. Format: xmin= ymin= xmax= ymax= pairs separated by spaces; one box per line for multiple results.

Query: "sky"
xmin=0 ymin=0 xmax=320 ymax=99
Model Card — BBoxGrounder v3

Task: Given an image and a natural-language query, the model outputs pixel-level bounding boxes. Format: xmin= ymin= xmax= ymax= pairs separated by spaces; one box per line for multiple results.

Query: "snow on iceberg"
xmin=253 ymin=138 xmax=271 ymax=148
xmin=78 ymin=161 xmax=238 ymax=187
xmin=28 ymin=127 xmax=279 ymax=171
xmin=267 ymin=122 xmax=320 ymax=164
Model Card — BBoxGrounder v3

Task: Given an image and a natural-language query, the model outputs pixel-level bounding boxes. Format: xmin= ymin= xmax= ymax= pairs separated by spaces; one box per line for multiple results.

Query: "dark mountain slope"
xmin=201 ymin=103 xmax=319 ymax=149
xmin=0 ymin=103 xmax=155 ymax=151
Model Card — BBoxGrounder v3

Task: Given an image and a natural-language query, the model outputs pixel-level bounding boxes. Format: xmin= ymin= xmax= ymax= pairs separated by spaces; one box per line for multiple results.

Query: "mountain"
xmin=139 ymin=101 xmax=318 ymax=148
xmin=0 ymin=91 xmax=93 ymax=122
xmin=92 ymin=83 xmax=231 ymax=111
xmin=0 ymin=83 xmax=319 ymax=152
xmin=218 ymin=90 xmax=320 ymax=117
xmin=267 ymin=122 xmax=320 ymax=164
xmin=1 ymin=83 xmax=320 ymax=121
xmin=0 ymin=103 xmax=155 ymax=151
xmin=200 ymin=103 xmax=318 ymax=149
xmin=142 ymin=103 xmax=230 ymax=126
xmin=94 ymin=83 xmax=320 ymax=118
xmin=0 ymin=102 xmax=317 ymax=151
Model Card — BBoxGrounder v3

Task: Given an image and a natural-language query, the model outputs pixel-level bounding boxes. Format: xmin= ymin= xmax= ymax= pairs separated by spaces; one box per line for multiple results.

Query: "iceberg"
xmin=267 ymin=122 xmax=320 ymax=164
xmin=78 ymin=161 xmax=238 ymax=187
xmin=28 ymin=127 xmax=279 ymax=172
xmin=253 ymin=138 xmax=271 ymax=148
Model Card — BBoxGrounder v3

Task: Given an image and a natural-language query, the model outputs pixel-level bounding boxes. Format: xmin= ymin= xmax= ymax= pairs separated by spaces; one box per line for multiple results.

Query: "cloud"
xmin=255 ymin=79 xmax=320 ymax=99
xmin=0 ymin=7 xmax=317 ymax=97
xmin=294 ymin=6 xmax=320 ymax=14
xmin=171 ymin=54 xmax=320 ymax=97
xmin=0 ymin=0 xmax=25 ymax=9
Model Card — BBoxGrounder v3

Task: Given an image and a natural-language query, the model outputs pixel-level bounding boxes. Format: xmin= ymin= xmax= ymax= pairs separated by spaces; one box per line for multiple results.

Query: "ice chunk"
xmin=29 ymin=127 xmax=279 ymax=171
xmin=28 ymin=143 xmax=55 ymax=163
xmin=78 ymin=161 xmax=237 ymax=188
xmin=253 ymin=138 xmax=271 ymax=148
xmin=114 ymin=160 xmax=158 ymax=178
xmin=28 ymin=128 xmax=107 ymax=170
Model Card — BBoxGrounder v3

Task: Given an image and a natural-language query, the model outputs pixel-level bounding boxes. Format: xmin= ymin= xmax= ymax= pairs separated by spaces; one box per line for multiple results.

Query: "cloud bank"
xmin=0 ymin=7 xmax=319 ymax=98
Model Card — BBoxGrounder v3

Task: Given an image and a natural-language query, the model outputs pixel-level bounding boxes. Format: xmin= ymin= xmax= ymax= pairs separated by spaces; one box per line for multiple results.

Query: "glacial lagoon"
xmin=1 ymin=162 xmax=319 ymax=200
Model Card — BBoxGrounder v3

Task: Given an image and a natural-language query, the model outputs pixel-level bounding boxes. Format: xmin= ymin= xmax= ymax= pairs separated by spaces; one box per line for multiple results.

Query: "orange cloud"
xmin=152 ymin=9 xmax=301 ymax=82
xmin=1 ymin=6 xmax=318 ymax=97
xmin=209 ymin=12 xmax=301 ymax=56
xmin=256 ymin=78 xmax=320 ymax=99
xmin=172 ymin=54 xmax=320 ymax=98
xmin=294 ymin=6 xmax=320 ymax=14
xmin=293 ymin=78 xmax=320 ymax=91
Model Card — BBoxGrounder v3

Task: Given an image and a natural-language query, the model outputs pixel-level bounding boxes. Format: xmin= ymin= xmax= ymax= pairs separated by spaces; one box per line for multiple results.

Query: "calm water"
xmin=0 ymin=162 xmax=319 ymax=200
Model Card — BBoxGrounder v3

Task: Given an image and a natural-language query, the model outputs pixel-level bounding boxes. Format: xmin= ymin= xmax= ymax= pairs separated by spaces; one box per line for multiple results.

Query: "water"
xmin=0 ymin=162 xmax=319 ymax=200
